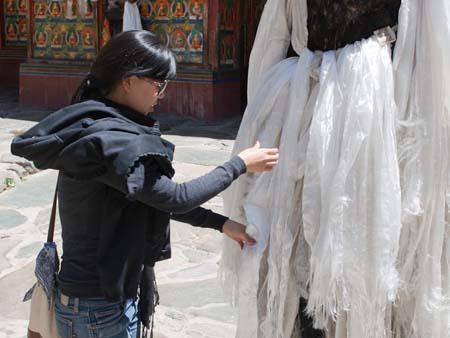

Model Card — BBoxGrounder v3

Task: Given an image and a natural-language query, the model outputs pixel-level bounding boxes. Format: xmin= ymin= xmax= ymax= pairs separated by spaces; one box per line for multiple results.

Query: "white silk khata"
xmin=218 ymin=0 xmax=450 ymax=337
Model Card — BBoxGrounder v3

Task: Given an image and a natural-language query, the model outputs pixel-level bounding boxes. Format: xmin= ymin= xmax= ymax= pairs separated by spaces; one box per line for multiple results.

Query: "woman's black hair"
xmin=72 ymin=30 xmax=176 ymax=103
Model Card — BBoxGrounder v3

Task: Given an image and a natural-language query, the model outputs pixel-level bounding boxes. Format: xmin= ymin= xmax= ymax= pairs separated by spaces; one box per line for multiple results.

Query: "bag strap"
xmin=47 ymin=187 xmax=58 ymax=243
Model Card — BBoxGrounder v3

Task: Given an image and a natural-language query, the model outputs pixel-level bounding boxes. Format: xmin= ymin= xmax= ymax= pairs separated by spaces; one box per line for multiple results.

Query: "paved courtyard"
xmin=0 ymin=87 xmax=242 ymax=338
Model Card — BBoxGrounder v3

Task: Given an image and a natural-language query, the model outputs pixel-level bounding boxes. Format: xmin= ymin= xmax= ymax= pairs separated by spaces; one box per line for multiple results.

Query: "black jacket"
xmin=11 ymin=99 xmax=246 ymax=302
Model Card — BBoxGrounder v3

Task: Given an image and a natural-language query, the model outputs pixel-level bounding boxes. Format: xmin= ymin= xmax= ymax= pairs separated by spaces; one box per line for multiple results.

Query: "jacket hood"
xmin=11 ymin=100 xmax=175 ymax=179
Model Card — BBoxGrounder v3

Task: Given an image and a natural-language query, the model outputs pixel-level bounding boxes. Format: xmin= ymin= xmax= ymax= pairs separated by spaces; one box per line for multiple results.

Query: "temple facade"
xmin=0 ymin=0 xmax=265 ymax=120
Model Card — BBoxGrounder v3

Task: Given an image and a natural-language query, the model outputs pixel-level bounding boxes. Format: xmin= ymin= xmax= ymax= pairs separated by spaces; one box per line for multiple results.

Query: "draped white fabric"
xmin=303 ymin=39 xmax=402 ymax=338
xmin=219 ymin=0 xmax=450 ymax=337
xmin=246 ymin=0 xmax=308 ymax=102
xmin=122 ymin=1 xmax=142 ymax=32
xmin=392 ymin=0 xmax=450 ymax=337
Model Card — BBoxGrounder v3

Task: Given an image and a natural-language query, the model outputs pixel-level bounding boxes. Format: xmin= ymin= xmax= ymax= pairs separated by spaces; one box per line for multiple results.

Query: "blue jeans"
xmin=55 ymin=289 xmax=140 ymax=338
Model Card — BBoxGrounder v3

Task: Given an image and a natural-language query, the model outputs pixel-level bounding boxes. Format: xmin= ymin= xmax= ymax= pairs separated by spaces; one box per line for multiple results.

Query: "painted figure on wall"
xmin=36 ymin=2 xmax=47 ymax=18
xmin=6 ymin=0 xmax=16 ymax=13
xmin=82 ymin=28 xmax=95 ymax=48
xmin=84 ymin=32 xmax=93 ymax=46
xmin=189 ymin=0 xmax=204 ymax=19
xmin=171 ymin=28 xmax=187 ymax=51
xmin=101 ymin=18 xmax=111 ymax=47
xmin=18 ymin=0 xmax=28 ymax=13
xmin=50 ymin=1 xmax=62 ymax=17
xmin=51 ymin=29 xmax=63 ymax=48
xmin=172 ymin=0 xmax=186 ymax=18
xmin=18 ymin=18 xmax=28 ymax=39
xmin=140 ymin=1 xmax=152 ymax=17
xmin=154 ymin=0 xmax=169 ymax=18
xmin=35 ymin=30 xmax=48 ymax=47
xmin=188 ymin=31 xmax=203 ymax=51
xmin=67 ymin=31 xmax=79 ymax=48
xmin=154 ymin=26 xmax=169 ymax=47
xmin=6 ymin=23 xmax=18 ymax=40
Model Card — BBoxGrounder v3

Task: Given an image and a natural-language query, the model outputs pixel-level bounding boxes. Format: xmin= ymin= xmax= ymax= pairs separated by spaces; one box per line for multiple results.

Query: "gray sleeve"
xmin=96 ymin=155 xmax=246 ymax=214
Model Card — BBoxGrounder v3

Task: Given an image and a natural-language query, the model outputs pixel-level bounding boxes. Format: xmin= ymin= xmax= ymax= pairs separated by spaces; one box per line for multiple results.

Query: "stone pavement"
xmin=0 ymin=119 xmax=40 ymax=193
xmin=0 ymin=90 xmax=243 ymax=338
xmin=0 ymin=86 xmax=52 ymax=193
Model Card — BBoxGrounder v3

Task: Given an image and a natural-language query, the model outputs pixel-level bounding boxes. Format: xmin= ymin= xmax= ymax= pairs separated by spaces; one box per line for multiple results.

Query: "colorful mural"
xmin=32 ymin=0 xmax=98 ymax=61
xmin=4 ymin=0 xmax=29 ymax=47
xmin=100 ymin=17 xmax=111 ymax=47
xmin=141 ymin=0 xmax=206 ymax=64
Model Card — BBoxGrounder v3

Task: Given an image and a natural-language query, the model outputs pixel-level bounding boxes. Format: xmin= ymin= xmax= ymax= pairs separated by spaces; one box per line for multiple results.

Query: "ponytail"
xmin=71 ymin=73 xmax=103 ymax=104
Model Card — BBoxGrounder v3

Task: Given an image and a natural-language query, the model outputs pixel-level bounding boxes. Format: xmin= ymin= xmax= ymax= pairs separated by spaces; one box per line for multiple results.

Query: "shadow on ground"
xmin=0 ymin=86 xmax=241 ymax=140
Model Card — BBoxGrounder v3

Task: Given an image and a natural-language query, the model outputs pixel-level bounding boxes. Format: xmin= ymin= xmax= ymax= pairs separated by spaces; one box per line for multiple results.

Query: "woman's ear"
xmin=121 ymin=77 xmax=133 ymax=93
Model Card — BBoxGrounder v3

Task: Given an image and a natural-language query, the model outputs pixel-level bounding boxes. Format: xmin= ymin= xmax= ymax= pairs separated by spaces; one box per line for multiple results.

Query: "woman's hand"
xmin=223 ymin=220 xmax=257 ymax=249
xmin=238 ymin=141 xmax=279 ymax=173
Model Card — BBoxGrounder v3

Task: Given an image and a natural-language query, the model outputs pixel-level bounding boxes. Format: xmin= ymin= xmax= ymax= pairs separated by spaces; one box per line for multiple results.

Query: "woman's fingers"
xmin=264 ymin=153 xmax=279 ymax=160
xmin=244 ymin=233 xmax=257 ymax=245
xmin=236 ymin=233 xmax=256 ymax=249
xmin=237 ymin=143 xmax=279 ymax=173
xmin=265 ymin=148 xmax=279 ymax=155
xmin=223 ymin=220 xmax=258 ymax=250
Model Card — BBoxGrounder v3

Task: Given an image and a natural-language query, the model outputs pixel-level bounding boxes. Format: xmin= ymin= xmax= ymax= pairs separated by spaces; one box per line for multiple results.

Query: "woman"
xmin=11 ymin=30 xmax=278 ymax=338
